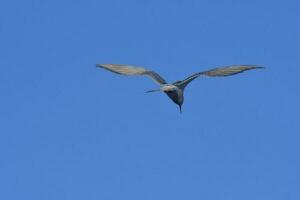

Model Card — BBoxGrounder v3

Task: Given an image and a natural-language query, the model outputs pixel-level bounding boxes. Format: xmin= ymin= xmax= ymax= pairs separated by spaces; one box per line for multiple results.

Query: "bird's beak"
xmin=179 ymin=105 xmax=182 ymax=113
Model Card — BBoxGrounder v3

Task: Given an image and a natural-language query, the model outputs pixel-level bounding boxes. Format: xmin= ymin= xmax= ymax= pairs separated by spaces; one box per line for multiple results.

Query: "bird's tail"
xmin=145 ymin=89 xmax=161 ymax=93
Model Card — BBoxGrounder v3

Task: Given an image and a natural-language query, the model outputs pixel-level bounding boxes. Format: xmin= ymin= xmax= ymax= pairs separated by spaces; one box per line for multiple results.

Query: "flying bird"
xmin=96 ymin=64 xmax=263 ymax=112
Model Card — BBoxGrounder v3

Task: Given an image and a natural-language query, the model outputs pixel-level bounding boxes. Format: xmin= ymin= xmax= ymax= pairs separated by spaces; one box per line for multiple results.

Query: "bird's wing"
xmin=96 ymin=64 xmax=167 ymax=85
xmin=176 ymin=65 xmax=263 ymax=89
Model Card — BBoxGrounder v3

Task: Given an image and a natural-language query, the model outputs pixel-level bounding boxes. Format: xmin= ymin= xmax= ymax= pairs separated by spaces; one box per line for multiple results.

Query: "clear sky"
xmin=1 ymin=0 xmax=299 ymax=199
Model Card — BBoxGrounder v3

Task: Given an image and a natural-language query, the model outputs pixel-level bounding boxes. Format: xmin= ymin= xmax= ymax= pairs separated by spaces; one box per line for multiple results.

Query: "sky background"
xmin=1 ymin=0 xmax=300 ymax=199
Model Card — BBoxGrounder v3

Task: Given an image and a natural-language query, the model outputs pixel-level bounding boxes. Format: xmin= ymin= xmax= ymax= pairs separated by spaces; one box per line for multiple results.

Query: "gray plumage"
xmin=96 ymin=64 xmax=263 ymax=112
xmin=97 ymin=64 xmax=167 ymax=85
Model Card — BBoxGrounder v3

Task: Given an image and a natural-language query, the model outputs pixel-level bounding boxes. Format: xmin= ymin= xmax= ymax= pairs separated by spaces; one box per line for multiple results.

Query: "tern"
xmin=96 ymin=64 xmax=263 ymax=112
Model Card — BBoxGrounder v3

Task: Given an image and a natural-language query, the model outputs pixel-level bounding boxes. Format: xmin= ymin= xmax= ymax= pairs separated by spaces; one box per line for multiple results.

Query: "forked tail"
xmin=145 ymin=89 xmax=161 ymax=93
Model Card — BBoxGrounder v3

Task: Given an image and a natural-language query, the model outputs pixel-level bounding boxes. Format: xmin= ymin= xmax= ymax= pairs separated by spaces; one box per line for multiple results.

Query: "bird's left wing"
xmin=176 ymin=65 xmax=263 ymax=89
xmin=96 ymin=64 xmax=167 ymax=85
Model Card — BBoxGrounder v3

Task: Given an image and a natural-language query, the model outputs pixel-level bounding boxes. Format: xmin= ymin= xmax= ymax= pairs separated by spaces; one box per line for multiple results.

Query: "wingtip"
xmin=253 ymin=65 xmax=265 ymax=69
xmin=96 ymin=64 xmax=117 ymax=69
xmin=241 ymin=65 xmax=264 ymax=69
xmin=242 ymin=65 xmax=265 ymax=70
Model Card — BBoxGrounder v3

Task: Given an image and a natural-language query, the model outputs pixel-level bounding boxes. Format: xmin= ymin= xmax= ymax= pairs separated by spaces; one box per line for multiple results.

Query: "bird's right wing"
xmin=96 ymin=64 xmax=167 ymax=85
xmin=176 ymin=65 xmax=263 ymax=89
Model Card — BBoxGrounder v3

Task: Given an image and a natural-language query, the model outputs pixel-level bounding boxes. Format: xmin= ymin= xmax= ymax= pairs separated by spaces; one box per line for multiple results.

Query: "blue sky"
xmin=1 ymin=0 xmax=299 ymax=199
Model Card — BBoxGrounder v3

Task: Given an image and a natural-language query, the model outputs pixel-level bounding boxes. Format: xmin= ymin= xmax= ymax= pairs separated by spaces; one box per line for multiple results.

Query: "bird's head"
xmin=176 ymin=96 xmax=184 ymax=113
xmin=178 ymin=104 xmax=182 ymax=113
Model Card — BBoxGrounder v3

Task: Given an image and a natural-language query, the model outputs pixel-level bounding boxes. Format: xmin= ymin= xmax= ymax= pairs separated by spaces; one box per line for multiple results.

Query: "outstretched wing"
xmin=176 ymin=65 xmax=263 ymax=89
xmin=96 ymin=64 xmax=167 ymax=85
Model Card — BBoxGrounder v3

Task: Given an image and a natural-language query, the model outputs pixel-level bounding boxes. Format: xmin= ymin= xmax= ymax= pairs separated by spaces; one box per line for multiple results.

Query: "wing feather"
xmin=96 ymin=64 xmax=167 ymax=85
xmin=176 ymin=65 xmax=263 ymax=89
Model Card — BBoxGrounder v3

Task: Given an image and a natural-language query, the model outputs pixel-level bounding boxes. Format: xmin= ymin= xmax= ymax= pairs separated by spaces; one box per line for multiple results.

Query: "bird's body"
xmin=160 ymin=84 xmax=184 ymax=112
xmin=96 ymin=64 xmax=263 ymax=112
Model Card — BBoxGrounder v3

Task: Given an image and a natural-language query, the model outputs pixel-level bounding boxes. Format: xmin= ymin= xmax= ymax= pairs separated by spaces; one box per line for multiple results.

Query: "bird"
xmin=96 ymin=64 xmax=263 ymax=112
